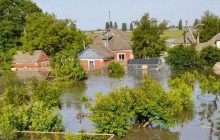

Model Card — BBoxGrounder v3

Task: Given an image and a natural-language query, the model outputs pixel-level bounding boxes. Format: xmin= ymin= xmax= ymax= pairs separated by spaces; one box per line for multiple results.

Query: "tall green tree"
xmin=132 ymin=13 xmax=167 ymax=58
xmin=199 ymin=11 xmax=220 ymax=42
xmin=114 ymin=22 xmax=118 ymax=29
xmin=130 ymin=23 xmax=133 ymax=31
xmin=109 ymin=21 xmax=113 ymax=28
xmin=21 ymin=13 xmax=88 ymax=56
xmin=193 ymin=18 xmax=200 ymax=27
xmin=105 ymin=22 xmax=110 ymax=30
xmin=0 ymin=0 xmax=42 ymax=51
xmin=178 ymin=19 xmax=183 ymax=30
xmin=122 ymin=23 xmax=127 ymax=31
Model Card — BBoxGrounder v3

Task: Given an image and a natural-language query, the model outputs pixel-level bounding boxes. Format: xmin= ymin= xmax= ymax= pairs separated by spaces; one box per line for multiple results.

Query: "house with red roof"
xmin=79 ymin=29 xmax=134 ymax=70
xmin=12 ymin=50 xmax=50 ymax=69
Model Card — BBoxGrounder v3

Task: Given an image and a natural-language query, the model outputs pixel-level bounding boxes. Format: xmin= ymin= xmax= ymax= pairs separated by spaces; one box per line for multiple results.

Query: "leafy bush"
xmin=0 ymin=79 xmax=64 ymax=139
xmin=89 ymin=88 xmax=135 ymax=136
xmin=51 ymin=49 xmax=87 ymax=84
xmin=167 ymin=45 xmax=203 ymax=70
xmin=0 ymin=48 xmax=17 ymax=70
xmin=200 ymin=46 xmax=220 ymax=67
xmin=108 ymin=62 xmax=125 ymax=75
xmin=89 ymin=74 xmax=194 ymax=136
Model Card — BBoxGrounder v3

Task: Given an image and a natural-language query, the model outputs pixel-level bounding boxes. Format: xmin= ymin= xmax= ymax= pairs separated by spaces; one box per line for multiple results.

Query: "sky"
xmin=32 ymin=0 xmax=220 ymax=31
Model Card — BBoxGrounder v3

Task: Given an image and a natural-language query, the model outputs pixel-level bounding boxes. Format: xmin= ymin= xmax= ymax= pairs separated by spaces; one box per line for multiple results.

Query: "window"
xmin=89 ymin=60 xmax=95 ymax=69
xmin=118 ymin=53 xmax=125 ymax=61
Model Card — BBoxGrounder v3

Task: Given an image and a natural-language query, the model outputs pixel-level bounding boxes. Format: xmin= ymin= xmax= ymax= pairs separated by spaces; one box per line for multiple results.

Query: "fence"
xmin=17 ymin=131 xmax=114 ymax=140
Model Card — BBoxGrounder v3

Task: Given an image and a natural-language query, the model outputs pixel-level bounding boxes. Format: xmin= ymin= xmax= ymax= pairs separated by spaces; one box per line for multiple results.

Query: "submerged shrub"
xmin=200 ymin=46 xmax=220 ymax=67
xmin=108 ymin=62 xmax=125 ymax=76
xmin=89 ymin=74 xmax=195 ymax=136
xmin=167 ymin=45 xmax=203 ymax=70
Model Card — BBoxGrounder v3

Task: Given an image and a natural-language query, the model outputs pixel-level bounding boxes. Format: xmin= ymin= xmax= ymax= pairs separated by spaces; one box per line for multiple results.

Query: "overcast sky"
xmin=32 ymin=0 xmax=220 ymax=30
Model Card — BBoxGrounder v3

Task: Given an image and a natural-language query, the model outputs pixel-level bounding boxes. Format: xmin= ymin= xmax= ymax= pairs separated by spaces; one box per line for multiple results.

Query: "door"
xmin=89 ymin=60 xmax=95 ymax=70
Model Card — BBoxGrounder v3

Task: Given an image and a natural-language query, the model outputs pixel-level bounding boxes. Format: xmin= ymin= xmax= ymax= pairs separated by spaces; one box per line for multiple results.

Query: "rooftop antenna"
xmin=109 ymin=10 xmax=111 ymax=29
xmin=106 ymin=10 xmax=111 ymax=47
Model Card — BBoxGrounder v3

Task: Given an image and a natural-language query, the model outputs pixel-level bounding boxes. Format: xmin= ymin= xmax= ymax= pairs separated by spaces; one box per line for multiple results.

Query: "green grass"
xmin=161 ymin=29 xmax=185 ymax=39
xmin=84 ymin=29 xmax=184 ymax=41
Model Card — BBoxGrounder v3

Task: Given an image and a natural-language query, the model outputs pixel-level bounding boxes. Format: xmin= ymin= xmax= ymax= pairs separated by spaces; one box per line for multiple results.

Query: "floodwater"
xmin=1 ymin=64 xmax=220 ymax=140
xmin=60 ymin=64 xmax=220 ymax=140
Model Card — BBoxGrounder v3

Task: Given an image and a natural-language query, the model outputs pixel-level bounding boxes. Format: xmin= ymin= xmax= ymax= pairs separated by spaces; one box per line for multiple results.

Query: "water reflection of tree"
xmin=117 ymin=127 xmax=179 ymax=140
xmin=175 ymin=110 xmax=194 ymax=127
xmin=198 ymin=73 xmax=220 ymax=140
xmin=61 ymin=82 xmax=87 ymax=124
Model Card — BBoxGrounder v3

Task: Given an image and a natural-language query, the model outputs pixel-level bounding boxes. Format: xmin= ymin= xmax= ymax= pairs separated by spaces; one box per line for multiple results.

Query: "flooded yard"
xmin=0 ymin=64 xmax=219 ymax=140
xmin=60 ymin=64 xmax=220 ymax=140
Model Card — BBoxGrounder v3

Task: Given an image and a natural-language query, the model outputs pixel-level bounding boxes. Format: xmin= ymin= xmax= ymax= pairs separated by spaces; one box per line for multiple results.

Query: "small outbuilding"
xmin=12 ymin=50 xmax=50 ymax=69
xmin=127 ymin=58 xmax=162 ymax=70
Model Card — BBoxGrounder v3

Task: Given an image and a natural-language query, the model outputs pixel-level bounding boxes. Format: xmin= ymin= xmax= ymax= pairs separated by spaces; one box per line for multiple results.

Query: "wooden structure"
xmin=17 ymin=131 xmax=114 ymax=140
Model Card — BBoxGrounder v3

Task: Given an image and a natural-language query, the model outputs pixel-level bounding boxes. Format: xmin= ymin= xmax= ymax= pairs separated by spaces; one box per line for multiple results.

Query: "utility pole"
xmin=109 ymin=10 xmax=111 ymax=29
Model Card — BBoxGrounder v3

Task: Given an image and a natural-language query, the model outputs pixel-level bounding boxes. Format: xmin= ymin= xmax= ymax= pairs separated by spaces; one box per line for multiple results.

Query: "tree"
xmin=21 ymin=13 xmax=88 ymax=56
xmin=89 ymin=87 xmax=135 ymax=136
xmin=89 ymin=74 xmax=194 ymax=136
xmin=130 ymin=23 xmax=133 ymax=31
xmin=51 ymin=48 xmax=87 ymax=84
xmin=122 ymin=23 xmax=127 ymax=31
xmin=0 ymin=0 xmax=42 ymax=52
xmin=114 ymin=22 xmax=118 ymax=29
xmin=200 ymin=46 xmax=220 ymax=67
xmin=107 ymin=62 xmax=125 ymax=78
xmin=132 ymin=13 xmax=167 ymax=58
xmin=178 ymin=19 xmax=183 ymax=30
xmin=167 ymin=45 xmax=203 ymax=70
xmin=0 ymin=79 xmax=64 ymax=138
xmin=199 ymin=11 xmax=220 ymax=42
xmin=193 ymin=18 xmax=200 ymax=27
xmin=109 ymin=21 xmax=113 ymax=28
xmin=105 ymin=22 xmax=110 ymax=30
xmin=0 ymin=48 xmax=16 ymax=70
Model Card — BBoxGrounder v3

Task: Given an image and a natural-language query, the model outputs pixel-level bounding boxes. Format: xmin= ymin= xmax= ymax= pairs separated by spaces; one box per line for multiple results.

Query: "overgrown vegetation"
xmin=107 ymin=62 xmax=125 ymax=78
xmin=167 ymin=45 xmax=220 ymax=70
xmin=132 ymin=13 xmax=167 ymax=58
xmin=167 ymin=45 xmax=203 ymax=70
xmin=200 ymin=46 xmax=220 ymax=67
xmin=198 ymin=11 xmax=220 ymax=43
xmin=0 ymin=0 xmax=90 ymax=83
xmin=89 ymin=73 xmax=195 ymax=136
xmin=0 ymin=79 xmax=64 ymax=139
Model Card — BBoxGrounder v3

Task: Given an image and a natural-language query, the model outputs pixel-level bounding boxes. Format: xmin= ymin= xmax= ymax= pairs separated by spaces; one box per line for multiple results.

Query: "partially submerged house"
xmin=196 ymin=33 xmax=220 ymax=51
xmin=12 ymin=50 xmax=50 ymax=69
xmin=79 ymin=29 xmax=134 ymax=70
xmin=78 ymin=45 xmax=114 ymax=70
xmin=127 ymin=58 xmax=162 ymax=70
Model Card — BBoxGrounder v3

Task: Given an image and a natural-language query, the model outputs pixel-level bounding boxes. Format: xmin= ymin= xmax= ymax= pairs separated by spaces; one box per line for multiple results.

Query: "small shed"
xmin=12 ymin=50 xmax=50 ymax=69
xmin=127 ymin=58 xmax=162 ymax=70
